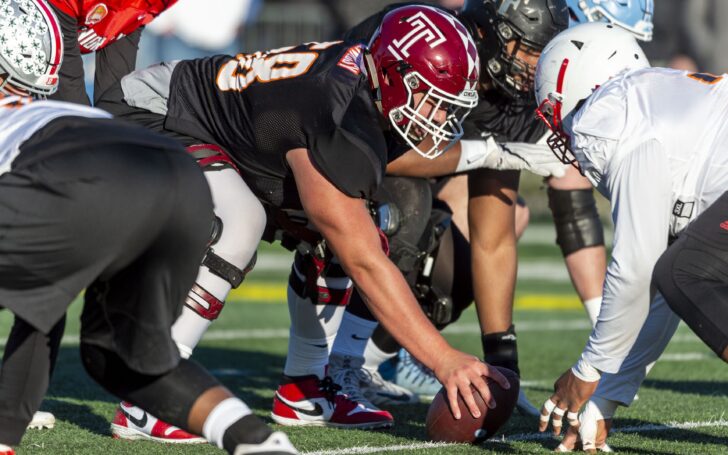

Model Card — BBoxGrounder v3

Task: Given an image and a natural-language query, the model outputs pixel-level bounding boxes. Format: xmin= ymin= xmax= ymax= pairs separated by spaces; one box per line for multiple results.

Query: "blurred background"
xmin=93 ymin=0 xmax=728 ymax=221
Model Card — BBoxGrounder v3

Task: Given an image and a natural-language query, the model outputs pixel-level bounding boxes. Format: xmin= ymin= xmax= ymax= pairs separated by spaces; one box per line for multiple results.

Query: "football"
xmin=425 ymin=366 xmax=520 ymax=443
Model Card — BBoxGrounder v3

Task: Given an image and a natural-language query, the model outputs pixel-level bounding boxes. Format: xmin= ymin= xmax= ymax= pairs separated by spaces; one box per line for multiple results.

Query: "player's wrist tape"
xmin=571 ymin=356 xmax=601 ymax=382
xmin=456 ymin=138 xmax=498 ymax=173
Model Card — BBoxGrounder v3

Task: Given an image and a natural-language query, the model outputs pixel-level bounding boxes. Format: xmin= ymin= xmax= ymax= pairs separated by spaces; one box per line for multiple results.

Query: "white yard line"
xmin=302 ymin=419 xmax=728 ymax=454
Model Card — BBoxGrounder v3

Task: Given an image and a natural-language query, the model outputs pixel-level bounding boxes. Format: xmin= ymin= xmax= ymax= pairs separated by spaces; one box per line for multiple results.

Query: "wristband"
xmin=571 ymin=356 xmax=601 ymax=382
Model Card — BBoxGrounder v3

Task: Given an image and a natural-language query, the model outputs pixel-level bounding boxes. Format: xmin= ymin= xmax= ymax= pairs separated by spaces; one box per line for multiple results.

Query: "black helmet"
xmin=460 ymin=0 xmax=569 ymax=99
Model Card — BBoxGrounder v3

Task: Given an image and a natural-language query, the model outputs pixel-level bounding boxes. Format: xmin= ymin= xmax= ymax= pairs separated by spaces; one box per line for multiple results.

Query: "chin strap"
xmin=363 ymin=51 xmax=383 ymax=116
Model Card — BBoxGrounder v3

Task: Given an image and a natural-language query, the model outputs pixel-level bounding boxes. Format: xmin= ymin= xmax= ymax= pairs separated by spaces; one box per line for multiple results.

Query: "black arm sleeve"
xmin=93 ymin=27 xmax=143 ymax=106
xmin=48 ymin=6 xmax=90 ymax=106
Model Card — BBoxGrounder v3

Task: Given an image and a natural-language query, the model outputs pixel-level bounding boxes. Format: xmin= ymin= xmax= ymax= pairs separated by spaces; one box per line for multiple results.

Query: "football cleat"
xmin=233 ymin=431 xmax=299 ymax=455
xmin=329 ymin=354 xmax=418 ymax=407
xmin=27 ymin=411 xmax=55 ymax=430
xmin=0 ymin=443 xmax=14 ymax=455
xmin=516 ymin=389 xmax=541 ymax=417
xmin=110 ymin=402 xmax=206 ymax=444
xmin=271 ymin=375 xmax=393 ymax=429
xmin=392 ymin=349 xmax=441 ymax=400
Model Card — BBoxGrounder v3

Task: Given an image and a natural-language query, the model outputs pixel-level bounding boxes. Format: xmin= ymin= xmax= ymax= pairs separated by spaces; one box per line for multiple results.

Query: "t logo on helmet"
xmin=387 ymin=12 xmax=446 ymax=59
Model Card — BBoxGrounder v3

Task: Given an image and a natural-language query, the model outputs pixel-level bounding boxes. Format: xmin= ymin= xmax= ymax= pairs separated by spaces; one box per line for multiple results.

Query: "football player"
xmin=47 ymin=0 xmax=178 ymax=106
xmin=554 ymin=0 xmax=654 ymax=328
xmin=326 ymin=0 xmax=569 ymax=415
xmin=0 ymin=1 xmax=296 ymax=454
xmin=533 ymin=22 xmax=728 ymax=452
xmin=95 ymin=4 xmax=518 ymax=438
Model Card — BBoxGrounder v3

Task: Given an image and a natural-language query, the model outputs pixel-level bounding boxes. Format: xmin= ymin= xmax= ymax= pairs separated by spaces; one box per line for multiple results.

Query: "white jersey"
xmin=569 ymin=67 xmax=728 ymax=373
xmin=0 ymin=98 xmax=111 ymax=176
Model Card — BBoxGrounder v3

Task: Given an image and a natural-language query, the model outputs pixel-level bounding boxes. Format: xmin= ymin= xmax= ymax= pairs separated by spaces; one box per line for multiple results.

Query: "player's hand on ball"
xmin=539 ymin=369 xmax=598 ymax=436
xmin=433 ymin=349 xmax=510 ymax=420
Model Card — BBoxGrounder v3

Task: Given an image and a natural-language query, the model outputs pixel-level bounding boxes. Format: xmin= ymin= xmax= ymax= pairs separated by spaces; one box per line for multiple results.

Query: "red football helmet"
xmin=366 ymin=5 xmax=479 ymax=159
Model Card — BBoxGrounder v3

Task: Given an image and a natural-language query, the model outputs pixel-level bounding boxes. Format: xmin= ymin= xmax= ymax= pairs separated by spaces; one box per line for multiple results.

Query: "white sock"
xmin=202 ymin=398 xmax=251 ymax=450
xmin=172 ymin=268 xmax=231 ymax=359
xmin=583 ymin=296 xmax=602 ymax=327
xmin=0 ymin=444 xmax=12 ymax=451
xmin=363 ymin=337 xmax=397 ymax=371
xmin=283 ymin=260 xmax=350 ymax=378
xmin=330 ymin=312 xmax=378 ymax=363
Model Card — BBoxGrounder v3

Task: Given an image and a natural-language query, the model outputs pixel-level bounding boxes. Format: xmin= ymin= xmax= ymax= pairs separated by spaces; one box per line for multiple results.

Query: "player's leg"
xmin=114 ymin=145 xmax=265 ymax=442
xmin=653 ymin=191 xmax=728 ymax=362
xmin=548 ymin=167 xmax=607 ymax=325
xmin=272 ymin=249 xmax=393 ymax=429
xmin=78 ymin=138 xmax=296 ymax=454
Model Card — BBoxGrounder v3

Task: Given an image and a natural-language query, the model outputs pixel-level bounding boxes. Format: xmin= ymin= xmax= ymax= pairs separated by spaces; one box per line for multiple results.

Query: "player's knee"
xmin=547 ymin=188 xmax=605 ymax=257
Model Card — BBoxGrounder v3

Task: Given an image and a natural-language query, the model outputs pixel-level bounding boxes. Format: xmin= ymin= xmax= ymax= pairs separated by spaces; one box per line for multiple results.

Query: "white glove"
xmin=457 ymin=137 xmax=567 ymax=178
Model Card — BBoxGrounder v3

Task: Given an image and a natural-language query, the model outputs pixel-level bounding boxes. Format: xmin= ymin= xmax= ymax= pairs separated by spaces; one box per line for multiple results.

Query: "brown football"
xmin=425 ymin=366 xmax=520 ymax=443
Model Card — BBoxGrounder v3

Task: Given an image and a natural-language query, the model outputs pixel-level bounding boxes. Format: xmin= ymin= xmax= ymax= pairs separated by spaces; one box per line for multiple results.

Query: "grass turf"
xmin=2 ymin=239 xmax=727 ymax=454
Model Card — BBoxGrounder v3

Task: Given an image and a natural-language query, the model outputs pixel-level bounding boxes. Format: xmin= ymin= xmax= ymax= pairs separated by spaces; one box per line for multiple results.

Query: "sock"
xmin=202 ymin=397 xmax=254 ymax=450
xmin=172 ymin=267 xmax=231 ymax=359
xmin=583 ymin=296 xmax=602 ymax=327
xmin=481 ymin=325 xmax=520 ymax=376
xmin=363 ymin=337 xmax=397 ymax=371
xmin=283 ymin=260 xmax=350 ymax=378
xmin=330 ymin=312 xmax=378 ymax=364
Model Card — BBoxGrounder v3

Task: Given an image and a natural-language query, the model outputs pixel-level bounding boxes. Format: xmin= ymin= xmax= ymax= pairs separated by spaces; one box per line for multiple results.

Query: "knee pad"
xmin=548 ymin=188 xmax=605 ymax=257
xmin=288 ymin=250 xmax=352 ymax=306
xmin=80 ymin=343 xmax=219 ymax=428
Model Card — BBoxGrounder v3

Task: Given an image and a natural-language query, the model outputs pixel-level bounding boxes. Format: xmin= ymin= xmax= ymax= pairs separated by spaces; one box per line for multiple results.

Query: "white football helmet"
xmin=0 ymin=0 xmax=62 ymax=96
xmin=534 ymin=22 xmax=648 ymax=165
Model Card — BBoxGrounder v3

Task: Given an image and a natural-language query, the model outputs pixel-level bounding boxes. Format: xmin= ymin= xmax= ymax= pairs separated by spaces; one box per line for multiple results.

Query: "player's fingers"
xmin=459 ymin=381 xmax=482 ymax=419
xmin=567 ymin=411 xmax=579 ymax=428
xmin=484 ymin=364 xmax=510 ymax=390
xmin=552 ymin=405 xmax=566 ymax=436
xmin=445 ymin=383 xmax=462 ymax=420
xmin=555 ymin=425 xmax=579 ymax=452
xmin=539 ymin=398 xmax=556 ymax=432
xmin=471 ymin=374 xmax=495 ymax=409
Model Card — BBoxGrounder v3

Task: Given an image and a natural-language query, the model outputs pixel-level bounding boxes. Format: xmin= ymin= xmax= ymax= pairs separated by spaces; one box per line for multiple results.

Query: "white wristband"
xmin=456 ymin=138 xmax=496 ymax=172
xmin=571 ymin=356 xmax=602 ymax=382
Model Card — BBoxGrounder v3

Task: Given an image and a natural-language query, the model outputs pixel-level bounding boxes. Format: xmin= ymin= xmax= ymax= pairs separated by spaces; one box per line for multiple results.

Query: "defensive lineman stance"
xmin=97 ymin=4 xmax=512 ymax=436
xmin=534 ymin=22 xmax=728 ymax=451
xmin=0 ymin=1 xmax=296 ymax=453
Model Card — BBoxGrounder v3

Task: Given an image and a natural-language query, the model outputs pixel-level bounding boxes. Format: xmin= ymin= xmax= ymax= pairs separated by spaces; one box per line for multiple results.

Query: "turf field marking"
xmin=302 ymin=419 xmax=728 ymax=454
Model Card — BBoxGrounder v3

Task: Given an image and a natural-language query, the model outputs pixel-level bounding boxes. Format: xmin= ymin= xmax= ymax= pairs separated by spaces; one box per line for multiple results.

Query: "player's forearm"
xmin=386 ymin=143 xmax=461 ymax=177
xmin=346 ymin=253 xmax=454 ymax=369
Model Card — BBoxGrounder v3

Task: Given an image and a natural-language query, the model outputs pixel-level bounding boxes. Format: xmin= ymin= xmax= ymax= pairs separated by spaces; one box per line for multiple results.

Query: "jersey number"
xmin=687 ymin=72 xmax=724 ymax=85
xmin=216 ymin=41 xmax=339 ymax=92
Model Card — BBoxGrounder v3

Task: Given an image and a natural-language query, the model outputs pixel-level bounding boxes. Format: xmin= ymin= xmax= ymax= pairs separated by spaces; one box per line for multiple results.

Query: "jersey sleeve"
xmin=308 ymin=89 xmax=386 ymax=199
xmin=582 ymin=139 xmax=673 ymax=374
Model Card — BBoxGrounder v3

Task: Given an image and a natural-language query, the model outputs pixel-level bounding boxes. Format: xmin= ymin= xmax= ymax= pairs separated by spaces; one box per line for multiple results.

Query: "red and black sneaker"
xmin=111 ymin=402 xmax=206 ymax=444
xmin=271 ymin=375 xmax=393 ymax=429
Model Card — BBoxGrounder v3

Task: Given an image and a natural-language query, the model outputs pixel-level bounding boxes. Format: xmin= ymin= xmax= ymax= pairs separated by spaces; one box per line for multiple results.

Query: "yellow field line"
xmin=230 ymin=283 xmax=583 ymax=310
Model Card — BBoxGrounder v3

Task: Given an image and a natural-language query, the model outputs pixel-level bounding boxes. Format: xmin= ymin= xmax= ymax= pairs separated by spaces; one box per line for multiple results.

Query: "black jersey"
xmin=345 ymin=3 xmax=547 ymax=145
xmin=163 ymin=41 xmax=387 ymax=208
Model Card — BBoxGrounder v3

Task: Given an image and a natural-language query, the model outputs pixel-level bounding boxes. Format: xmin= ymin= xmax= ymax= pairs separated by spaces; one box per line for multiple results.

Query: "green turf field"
xmin=2 ymin=225 xmax=727 ymax=454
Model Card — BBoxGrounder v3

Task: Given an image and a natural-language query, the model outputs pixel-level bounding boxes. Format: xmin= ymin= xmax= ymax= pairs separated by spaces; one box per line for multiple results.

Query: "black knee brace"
xmin=80 ymin=343 xmax=220 ymax=429
xmin=548 ymin=188 xmax=605 ymax=257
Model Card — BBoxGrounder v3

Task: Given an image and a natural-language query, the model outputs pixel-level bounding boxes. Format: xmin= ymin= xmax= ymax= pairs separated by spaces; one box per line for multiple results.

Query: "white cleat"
xmin=233 ymin=431 xmax=299 ymax=455
xmin=329 ymin=355 xmax=418 ymax=407
xmin=27 ymin=411 xmax=55 ymax=430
